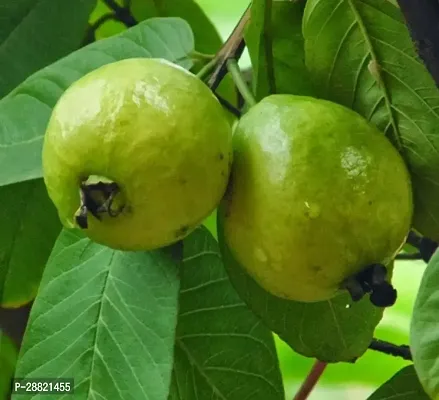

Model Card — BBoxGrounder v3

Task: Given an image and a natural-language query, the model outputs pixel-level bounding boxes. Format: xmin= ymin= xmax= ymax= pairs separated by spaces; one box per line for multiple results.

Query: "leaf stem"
xmin=368 ymin=338 xmax=412 ymax=361
xmin=293 ymin=360 xmax=327 ymax=400
xmin=227 ymin=59 xmax=257 ymax=108
xmin=196 ymin=58 xmax=218 ymax=81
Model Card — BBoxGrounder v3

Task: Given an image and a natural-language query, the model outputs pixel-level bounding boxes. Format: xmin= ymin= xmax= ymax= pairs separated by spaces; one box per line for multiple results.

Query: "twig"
xmin=293 ymin=360 xmax=327 ymax=400
xmin=207 ymin=5 xmax=251 ymax=90
xmin=102 ymin=0 xmax=137 ymax=27
xmin=395 ymin=252 xmax=422 ymax=260
xmin=369 ymin=338 xmax=412 ymax=361
xmin=397 ymin=0 xmax=439 ymax=87
xmin=214 ymin=94 xmax=242 ymax=117
xmin=82 ymin=13 xmax=120 ymax=46
xmin=406 ymin=230 xmax=422 ymax=248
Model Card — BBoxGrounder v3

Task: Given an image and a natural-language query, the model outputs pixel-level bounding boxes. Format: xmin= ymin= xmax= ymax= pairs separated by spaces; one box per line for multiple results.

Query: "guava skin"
xmin=220 ymin=94 xmax=413 ymax=303
xmin=43 ymin=58 xmax=233 ymax=251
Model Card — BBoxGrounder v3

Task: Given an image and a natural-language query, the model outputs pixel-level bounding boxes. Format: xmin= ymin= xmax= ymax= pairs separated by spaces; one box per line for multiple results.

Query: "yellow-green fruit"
xmin=220 ymin=94 xmax=413 ymax=303
xmin=43 ymin=58 xmax=233 ymax=251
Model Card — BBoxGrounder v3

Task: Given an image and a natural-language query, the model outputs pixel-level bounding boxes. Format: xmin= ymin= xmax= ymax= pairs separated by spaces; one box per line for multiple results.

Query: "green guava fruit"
xmin=43 ymin=58 xmax=233 ymax=251
xmin=220 ymin=94 xmax=413 ymax=303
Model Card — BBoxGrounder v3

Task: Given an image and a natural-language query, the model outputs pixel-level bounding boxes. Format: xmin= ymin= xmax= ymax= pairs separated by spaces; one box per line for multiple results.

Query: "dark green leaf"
xmin=13 ymin=229 xmax=181 ymax=400
xmin=217 ymin=210 xmax=384 ymax=363
xmin=0 ymin=0 xmax=96 ymax=98
xmin=302 ymin=0 xmax=439 ymax=242
xmin=411 ymin=249 xmax=439 ymax=399
xmin=246 ymin=0 xmax=314 ymax=100
xmin=367 ymin=365 xmax=429 ymax=399
xmin=0 ymin=179 xmax=61 ymax=308
xmin=169 ymin=226 xmax=285 ymax=400
xmin=0 ymin=331 xmax=17 ymax=399
xmin=0 ymin=17 xmax=194 ymax=187
xmin=130 ymin=0 xmax=221 ymax=55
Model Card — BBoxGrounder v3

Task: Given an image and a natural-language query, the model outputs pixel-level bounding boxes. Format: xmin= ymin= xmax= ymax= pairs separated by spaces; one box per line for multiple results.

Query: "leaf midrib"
xmin=86 ymin=251 xmax=115 ymax=399
xmin=347 ymin=0 xmax=402 ymax=151
xmin=176 ymin=339 xmax=228 ymax=400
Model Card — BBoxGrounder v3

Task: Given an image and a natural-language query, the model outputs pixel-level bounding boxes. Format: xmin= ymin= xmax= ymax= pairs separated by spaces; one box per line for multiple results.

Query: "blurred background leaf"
xmin=0 ymin=331 xmax=17 ymax=399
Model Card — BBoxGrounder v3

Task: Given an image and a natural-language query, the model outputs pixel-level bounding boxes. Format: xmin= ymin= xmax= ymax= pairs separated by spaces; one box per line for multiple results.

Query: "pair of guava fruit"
xmin=43 ymin=57 xmax=413 ymax=304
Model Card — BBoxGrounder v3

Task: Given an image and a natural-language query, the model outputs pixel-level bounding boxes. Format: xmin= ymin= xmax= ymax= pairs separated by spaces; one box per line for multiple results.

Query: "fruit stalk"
xmin=226 ymin=59 xmax=257 ymax=107
xmin=293 ymin=360 xmax=327 ymax=400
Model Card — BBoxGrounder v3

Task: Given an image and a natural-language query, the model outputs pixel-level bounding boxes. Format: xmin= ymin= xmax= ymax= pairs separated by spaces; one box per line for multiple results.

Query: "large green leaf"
xmin=169 ymin=226 xmax=285 ymax=400
xmin=217 ymin=210 xmax=384 ymax=363
xmin=13 ymin=229 xmax=181 ymax=400
xmin=0 ymin=331 xmax=17 ymax=399
xmin=411 ymin=249 xmax=439 ymax=399
xmin=0 ymin=17 xmax=194 ymax=187
xmin=0 ymin=179 xmax=61 ymax=308
xmin=0 ymin=0 xmax=96 ymax=98
xmin=302 ymin=0 xmax=439 ymax=242
xmin=367 ymin=365 xmax=429 ymax=399
xmin=246 ymin=0 xmax=314 ymax=100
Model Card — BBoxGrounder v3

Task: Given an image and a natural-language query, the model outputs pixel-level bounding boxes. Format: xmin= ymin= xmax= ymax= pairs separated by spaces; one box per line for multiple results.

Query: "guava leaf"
xmin=0 ymin=0 xmax=96 ymax=98
xmin=169 ymin=226 xmax=285 ymax=400
xmin=13 ymin=229 xmax=181 ymax=400
xmin=0 ymin=331 xmax=17 ymax=399
xmin=366 ymin=365 xmax=429 ymax=399
xmin=0 ymin=17 xmax=194 ymax=188
xmin=410 ymin=248 xmax=439 ymax=399
xmin=302 ymin=0 xmax=439 ymax=242
xmin=245 ymin=0 xmax=315 ymax=100
xmin=0 ymin=179 xmax=61 ymax=308
xmin=217 ymin=211 xmax=384 ymax=363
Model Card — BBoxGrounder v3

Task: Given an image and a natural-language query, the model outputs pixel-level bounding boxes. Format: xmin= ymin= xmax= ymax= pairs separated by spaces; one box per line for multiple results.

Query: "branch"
xmin=369 ymin=338 xmax=412 ymax=361
xmin=293 ymin=360 xmax=327 ymax=400
xmin=396 ymin=0 xmax=439 ymax=87
xmin=395 ymin=252 xmax=422 ymax=260
xmin=82 ymin=13 xmax=120 ymax=46
xmin=102 ymin=0 xmax=137 ymax=27
xmin=207 ymin=5 xmax=251 ymax=90
xmin=214 ymin=93 xmax=242 ymax=117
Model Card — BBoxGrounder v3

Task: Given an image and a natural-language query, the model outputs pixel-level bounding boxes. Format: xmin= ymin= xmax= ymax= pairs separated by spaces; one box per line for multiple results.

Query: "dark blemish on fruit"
xmin=368 ymin=200 xmax=373 ymax=205
xmin=312 ymin=265 xmax=322 ymax=273
xmin=179 ymin=177 xmax=187 ymax=185
xmin=219 ymin=152 xmax=225 ymax=160
xmin=175 ymin=225 xmax=189 ymax=238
